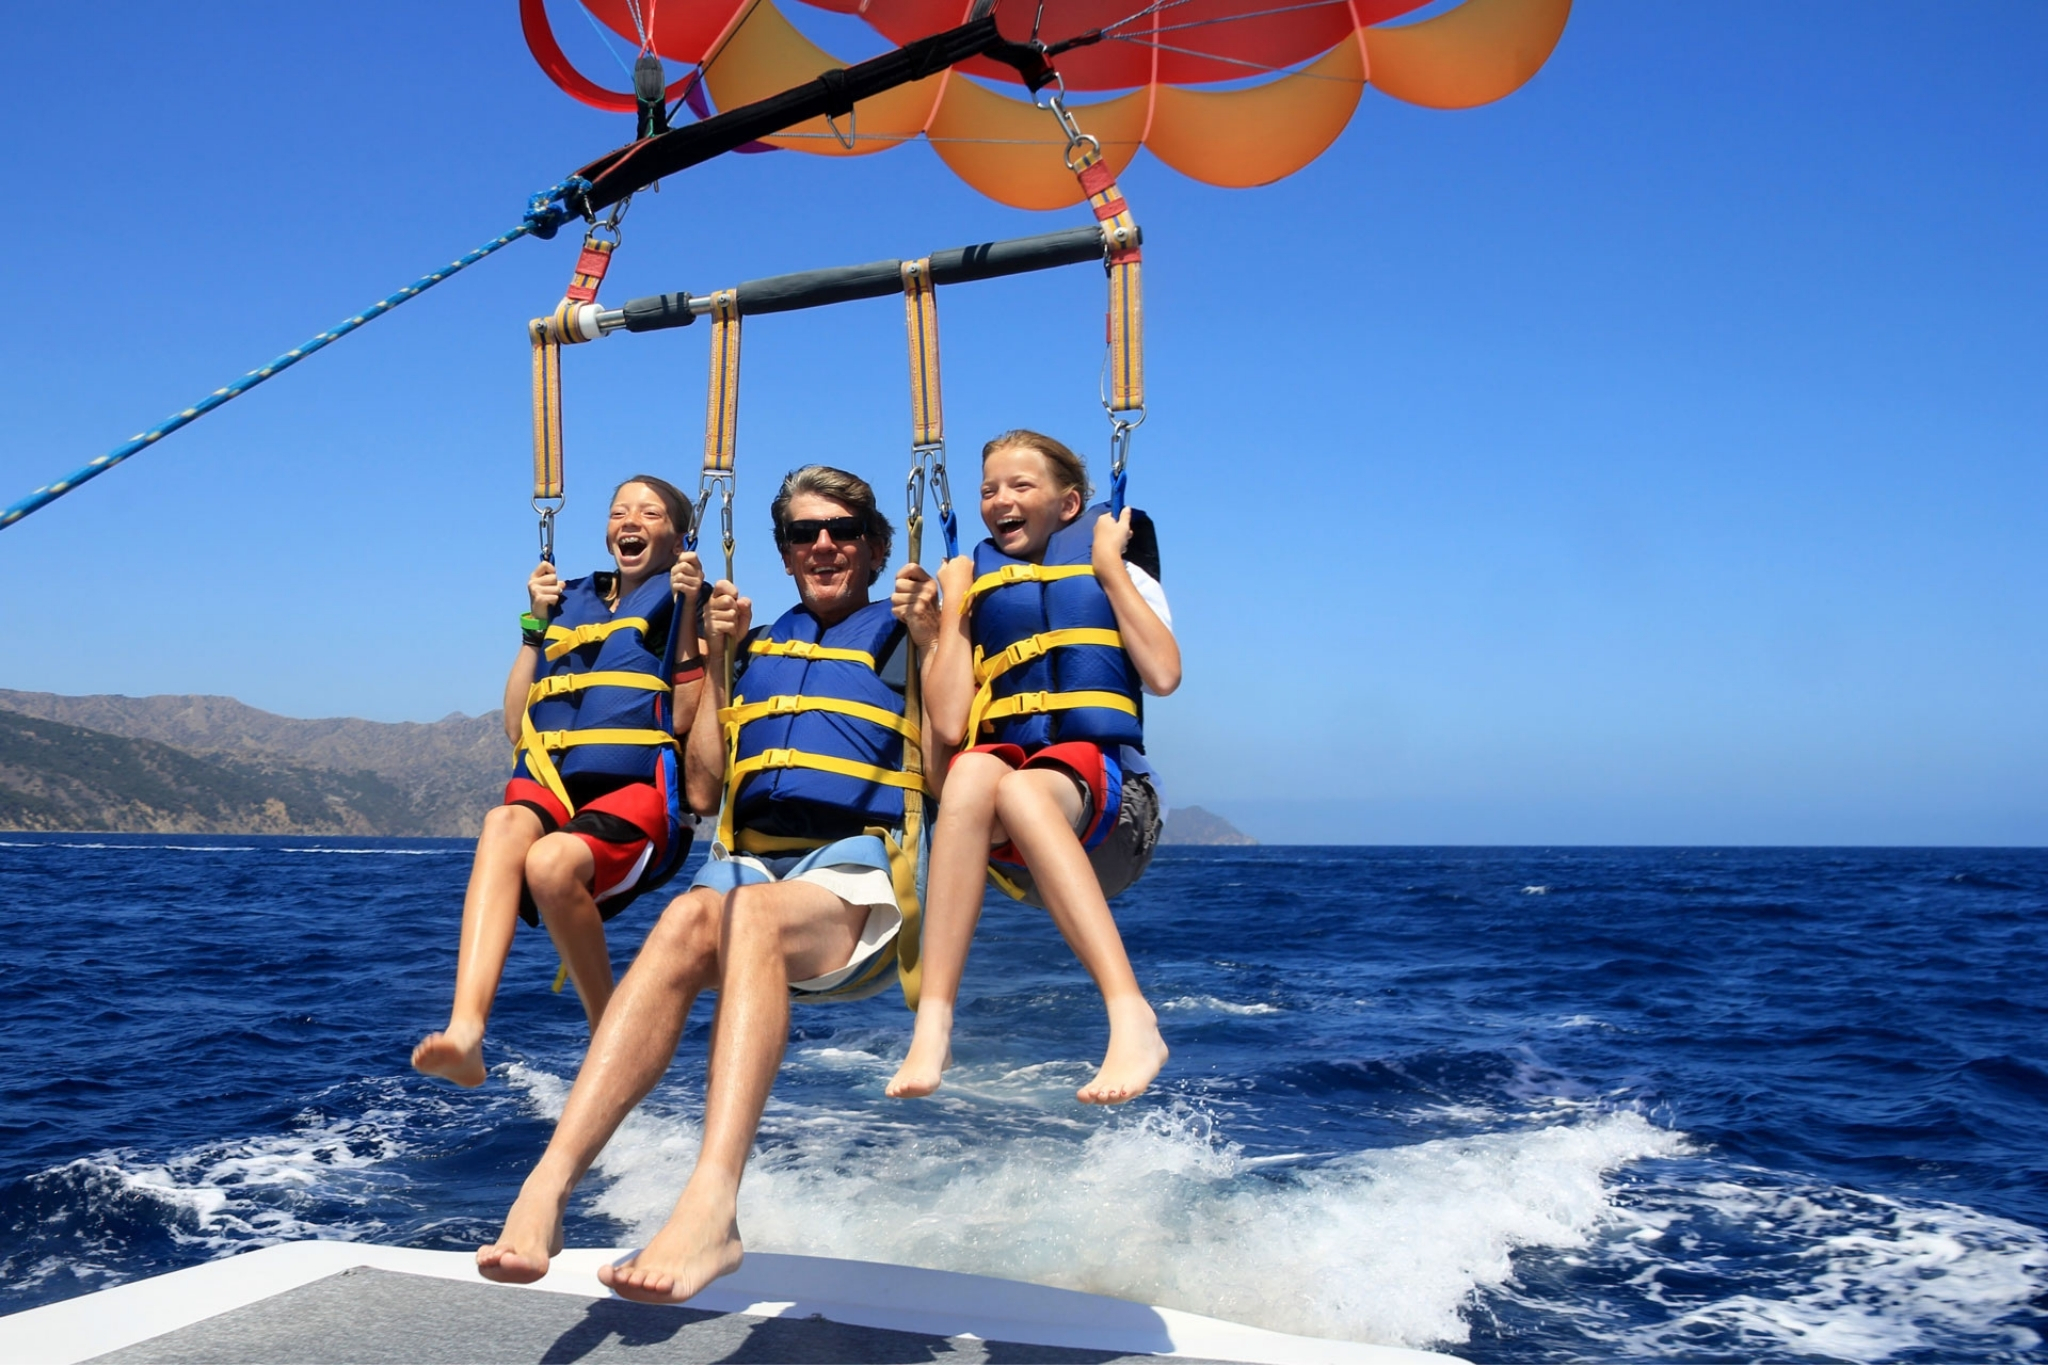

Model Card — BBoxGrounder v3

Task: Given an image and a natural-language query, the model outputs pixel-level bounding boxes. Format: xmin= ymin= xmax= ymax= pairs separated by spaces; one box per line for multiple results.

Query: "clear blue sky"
xmin=2 ymin=4 xmax=2042 ymax=844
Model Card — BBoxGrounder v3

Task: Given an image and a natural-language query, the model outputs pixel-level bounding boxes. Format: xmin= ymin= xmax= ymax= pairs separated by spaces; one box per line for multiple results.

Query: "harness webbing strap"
xmin=730 ymin=749 xmax=926 ymax=790
xmin=748 ymin=638 xmax=878 ymax=668
xmin=720 ymin=695 xmax=921 ymax=743
xmin=1076 ymin=158 xmax=1143 ymax=415
xmin=960 ymin=562 xmax=1096 ymax=613
xmin=514 ymin=713 xmax=676 ymax=818
xmin=529 ymin=318 xmax=564 ymax=502
xmin=902 ymin=259 xmax=943 ymax=449
xmin=972 ymin=627 xmax=1125 ymax=687
xmin=564 ymin=236 xmax=616 ymax=304
xmin=703 ymin=290 xmax=741 ymax=476
xmin=970 ymin=688 xmax=1140 ymax=740
xmin=543 ymin=617 xmax=652 ymax=662
xmin=526 ymin=669 xmax=671 ymax=703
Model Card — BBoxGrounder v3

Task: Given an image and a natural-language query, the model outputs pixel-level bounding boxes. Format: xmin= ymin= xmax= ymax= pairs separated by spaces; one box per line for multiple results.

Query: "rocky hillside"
xmin=1160 ymin=805 xmax=1257 ymax=846
xmin=0 ymin=691 xmax=510 ymax=836
xmin=0 ymin=710 xmax=450 ymax=835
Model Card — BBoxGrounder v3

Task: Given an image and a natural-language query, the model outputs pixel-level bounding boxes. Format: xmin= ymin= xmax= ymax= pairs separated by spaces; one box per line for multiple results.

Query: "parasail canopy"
xmin=526 ymin=0 xmax=1572 ymax=209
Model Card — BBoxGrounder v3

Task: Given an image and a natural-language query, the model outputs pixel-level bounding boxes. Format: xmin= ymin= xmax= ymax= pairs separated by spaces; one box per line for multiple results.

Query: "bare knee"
xmin=993 ymin=768 xmax=1064 ymax=826
xmin=480 ymin=802 xmax=540 ymax=850
xmin=643 ymin=888 xmax=721 ymax=987
xmin=524 ymin=833 xmax=591 ymax=909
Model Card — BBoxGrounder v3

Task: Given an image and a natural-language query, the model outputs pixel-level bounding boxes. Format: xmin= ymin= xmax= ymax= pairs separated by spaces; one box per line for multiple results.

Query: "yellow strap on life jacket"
xmin=720 ymin=694 xmax=920 ymax=743
xmin=960 ymin=562 xmax=1095 ymax=615
xmin=526 ymin=670 xmax=671 ymax=705
xmin=747 ymin=638 xmax=878 ymax=668
xmin=971 ymin=627 xmax=1124 ymax=688
xmin=514 ymin=717 xmax=677 ymax=819
xmin=967 ymin=688 xmax=1139 ymax=743
xmin=543 ymin=617 xmax=651 ymax=663
xmin=728 ymin=748 xmax=925 ymax=791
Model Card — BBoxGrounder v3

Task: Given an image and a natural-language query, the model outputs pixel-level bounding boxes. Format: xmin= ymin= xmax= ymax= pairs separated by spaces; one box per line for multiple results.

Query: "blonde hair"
xmin=982 ymin=429 xmax=1093 ymax=507
xmin=770 ymin=464 xmax=895 ymax=581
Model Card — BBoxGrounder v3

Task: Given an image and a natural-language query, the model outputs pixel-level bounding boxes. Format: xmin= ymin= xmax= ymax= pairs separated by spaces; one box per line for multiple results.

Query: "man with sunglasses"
xmin=477 ymin=464 xmax=940 ymax=1304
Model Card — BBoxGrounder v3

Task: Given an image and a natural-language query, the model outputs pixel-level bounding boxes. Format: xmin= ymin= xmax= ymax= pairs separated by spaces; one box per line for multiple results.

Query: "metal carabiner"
xmin=533 ymin=498 xmax=563 ymax=566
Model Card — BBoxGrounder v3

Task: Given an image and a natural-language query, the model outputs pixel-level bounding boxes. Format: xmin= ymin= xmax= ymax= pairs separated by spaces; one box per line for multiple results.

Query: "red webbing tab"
xmin=1076 ymin=160 xmax=1117 ymax=198
xmin=564 ymin=237 xmax=615 ymax=304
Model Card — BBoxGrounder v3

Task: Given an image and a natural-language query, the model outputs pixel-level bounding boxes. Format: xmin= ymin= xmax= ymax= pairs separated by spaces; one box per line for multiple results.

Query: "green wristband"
xmin=520 ymin=613 xmax=547 ymax=634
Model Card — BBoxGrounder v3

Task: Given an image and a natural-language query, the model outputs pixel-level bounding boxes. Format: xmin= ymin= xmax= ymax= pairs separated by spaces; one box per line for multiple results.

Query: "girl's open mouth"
xmin=617 ymin=534 xmax=648 ymax=556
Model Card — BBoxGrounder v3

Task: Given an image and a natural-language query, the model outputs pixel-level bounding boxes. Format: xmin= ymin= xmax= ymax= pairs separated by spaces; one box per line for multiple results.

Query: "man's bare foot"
xmin=597 ymin=1184 xmax=744 ymax=1304
xmin=1077 ymin=1000 xmax=1168 ymax=1105
xmin=476 ymin=1180 xmax=567 ymax=1284
xmin=885 ymin=1009 xmax=954 ymax=1098
xmin=412 ymin=1025 xmax=486 ymax=1088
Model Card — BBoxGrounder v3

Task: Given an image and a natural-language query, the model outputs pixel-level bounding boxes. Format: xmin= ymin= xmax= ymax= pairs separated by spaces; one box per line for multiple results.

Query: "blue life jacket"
xmin=718 ymin=599 xmax=921 ymax=851
xmin=965 ymin=504 xmax=1144 ymax=752
xmin=514 ymin=571 xmax=680 ymax=813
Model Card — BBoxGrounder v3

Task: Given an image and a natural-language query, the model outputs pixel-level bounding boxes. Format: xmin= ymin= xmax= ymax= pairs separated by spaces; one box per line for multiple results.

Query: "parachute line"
xmin=571 ymin=0 xmax=640 ymax=83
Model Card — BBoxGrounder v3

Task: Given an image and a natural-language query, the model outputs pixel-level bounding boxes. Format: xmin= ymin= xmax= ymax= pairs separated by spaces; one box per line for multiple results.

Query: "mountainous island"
xmin=0 ymin=691 xmax=1257 ymax=844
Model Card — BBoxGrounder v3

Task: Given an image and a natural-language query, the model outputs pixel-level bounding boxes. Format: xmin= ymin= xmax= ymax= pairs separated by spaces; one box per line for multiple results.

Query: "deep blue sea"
xmin=1 ymin=838 xmax=2043 ymax=1361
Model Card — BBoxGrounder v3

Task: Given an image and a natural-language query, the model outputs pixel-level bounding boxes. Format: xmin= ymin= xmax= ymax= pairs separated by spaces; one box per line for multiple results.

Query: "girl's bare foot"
xmin=885 ymin=1008 xmax=954 ymax=1098
xmin=1077 ymin=999 xmax=1168 ymax=1105
xmin=412 ymin=1024 xmax=486 ymax=1088
xmin=476 ymin=1180 xmax=567 ymax=1284
xmin=597 ymin=1183 xmax=744 ymax=1304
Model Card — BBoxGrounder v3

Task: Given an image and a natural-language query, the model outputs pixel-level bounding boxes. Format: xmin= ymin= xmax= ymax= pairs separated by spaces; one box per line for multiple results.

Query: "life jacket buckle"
xmin=760 ymin=748 xmax=797 ymax=770
xmin=1014 ymin=691 xmax=1052 ymax=715
xmin=768 ymin=694 xmax=801 ymax=716
xmin=1003 ymin=636 xmax=1048 ymax=670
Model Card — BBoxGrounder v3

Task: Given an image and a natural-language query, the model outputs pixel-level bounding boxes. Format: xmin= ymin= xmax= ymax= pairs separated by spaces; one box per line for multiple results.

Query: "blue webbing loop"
xmin=1109 ymin=465 xmax=1128 ymax=520
xmin=1 ymin=178 xmax=593 ymax=534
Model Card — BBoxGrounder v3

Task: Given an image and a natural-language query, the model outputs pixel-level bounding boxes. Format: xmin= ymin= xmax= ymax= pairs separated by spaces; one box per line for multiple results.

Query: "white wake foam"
xmin=513 ymin=1053 xmax=1686 ymax=1350
xmin=1595 ymin=1177 xmax=2048 ymax=1361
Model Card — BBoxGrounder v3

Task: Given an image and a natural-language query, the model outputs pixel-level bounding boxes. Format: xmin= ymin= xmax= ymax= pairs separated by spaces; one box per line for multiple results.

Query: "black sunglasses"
xmin=780 ymin=516 xmax=867 ymax=546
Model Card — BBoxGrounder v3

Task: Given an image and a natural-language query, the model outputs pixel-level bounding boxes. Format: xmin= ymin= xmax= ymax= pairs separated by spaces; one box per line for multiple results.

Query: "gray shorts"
xmin=1001 ymin=771 xmax=1162 ymax=908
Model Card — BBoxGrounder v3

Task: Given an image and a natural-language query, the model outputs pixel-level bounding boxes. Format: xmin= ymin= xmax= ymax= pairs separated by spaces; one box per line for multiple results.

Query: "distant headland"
xmin=0 ymin=691 xmax=1258 ymax=844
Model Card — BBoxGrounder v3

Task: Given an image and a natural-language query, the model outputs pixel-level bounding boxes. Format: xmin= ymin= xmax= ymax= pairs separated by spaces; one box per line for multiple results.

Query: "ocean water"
xmin=0 ymin=839 xmax=2043 ymax=1362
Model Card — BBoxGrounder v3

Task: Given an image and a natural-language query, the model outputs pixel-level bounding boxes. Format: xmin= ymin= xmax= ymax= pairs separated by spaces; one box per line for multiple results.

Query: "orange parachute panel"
xmin=530 ymin=0 xmax=1571 ymax=204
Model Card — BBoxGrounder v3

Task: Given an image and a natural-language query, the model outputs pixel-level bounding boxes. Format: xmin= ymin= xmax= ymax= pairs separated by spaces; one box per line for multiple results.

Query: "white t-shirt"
xmin=1118 ymin=562 xmax=1172 ymax=816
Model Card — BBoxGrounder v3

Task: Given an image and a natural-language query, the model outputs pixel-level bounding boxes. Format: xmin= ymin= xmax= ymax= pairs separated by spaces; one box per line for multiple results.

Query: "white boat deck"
xmin=0 ymin=1242 xmax=1464 ymax=1364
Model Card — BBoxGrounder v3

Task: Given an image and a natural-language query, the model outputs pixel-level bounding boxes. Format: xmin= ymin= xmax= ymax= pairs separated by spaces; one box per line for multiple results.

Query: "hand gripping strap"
xmin=704 ymin=290 xmax=741 ymax=477
xmin=901 ymin=259 xmax=943 ymax=449
xmin=529 ymin=317 xmax=564 ymax=502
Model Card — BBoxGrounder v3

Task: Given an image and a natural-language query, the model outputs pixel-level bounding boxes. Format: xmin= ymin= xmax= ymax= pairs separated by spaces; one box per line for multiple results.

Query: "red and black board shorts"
xmin=961 ymin=740 xmax=1124 ymax=862
xmin=504 ymin=775 xmax=672 ymax=926
xmin=956 ymin=740 xmax=1160 ymax=906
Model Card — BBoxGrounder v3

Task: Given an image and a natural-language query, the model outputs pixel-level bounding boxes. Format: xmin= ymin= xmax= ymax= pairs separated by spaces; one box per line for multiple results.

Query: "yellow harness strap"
xmin=972 ymin=628 xmax=1124 ymax=688
xmin=526 ymin=670 xmax=671 ymax=704
xmin=720 ymin=694 xmax=920 ymax=742
xmin=960 ymin=563 xmax=1096 ymax=614
xmin=968 ymin=688 xmax=1139 ymax=743
xmin=543 ymin=617 xmax=651 ymax=663
xmin=748 ymin=638 xmax=877 ymax=668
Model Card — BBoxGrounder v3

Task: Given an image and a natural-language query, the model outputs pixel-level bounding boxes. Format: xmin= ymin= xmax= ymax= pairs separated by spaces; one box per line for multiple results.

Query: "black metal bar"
xmin=616 ymin=225 xmax=1128 ymax=334
xmin=573 ymin=15 xmax=1007 ymax=213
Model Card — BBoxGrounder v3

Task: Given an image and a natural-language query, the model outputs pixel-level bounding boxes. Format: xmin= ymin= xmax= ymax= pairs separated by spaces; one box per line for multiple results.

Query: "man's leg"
xmin=887 ymin=751 xmax=1011 ymax=1097
xmin=601 ymin=878 xmax=866 ymax=1304
xmin=525 ymin=831 xmax=612 ymax=1032
xmin=477 ymin=886 xmax=722 ymax=1283
xmin=994 ymin=768 xmax=1167 ymax=1105
xmin=413 ymin=803 xmax=546 ymax=1087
